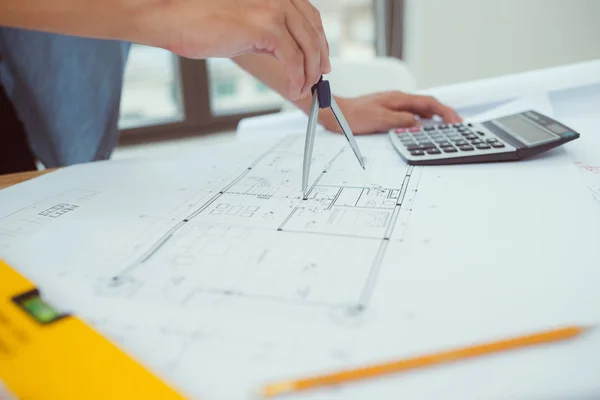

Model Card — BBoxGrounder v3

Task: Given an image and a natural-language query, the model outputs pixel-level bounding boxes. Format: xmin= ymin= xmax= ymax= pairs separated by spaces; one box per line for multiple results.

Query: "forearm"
xmin=0 ymin=0 xmax=167 ymax=47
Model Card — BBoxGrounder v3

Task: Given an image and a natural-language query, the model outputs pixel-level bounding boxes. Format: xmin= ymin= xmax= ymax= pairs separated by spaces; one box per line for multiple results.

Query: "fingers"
xmin=284 ymin=5 xmax=322 ymax=98
xmin=291 ymin=0 xmax=331 ymax=74
xmin=381 ymin=92 xmax=463 ymax=123
xmin=270 ymin=25 xmax=306 ymax=100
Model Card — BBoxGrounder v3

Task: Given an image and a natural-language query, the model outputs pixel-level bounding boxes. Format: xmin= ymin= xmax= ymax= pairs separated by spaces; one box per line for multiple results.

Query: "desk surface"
xmin=0 ymin=170 xmax=53 ymax=191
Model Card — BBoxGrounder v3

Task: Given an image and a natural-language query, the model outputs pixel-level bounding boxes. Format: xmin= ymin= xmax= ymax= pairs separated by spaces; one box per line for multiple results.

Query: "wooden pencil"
xmin=261 ymin=325 xmax=588 ymax=397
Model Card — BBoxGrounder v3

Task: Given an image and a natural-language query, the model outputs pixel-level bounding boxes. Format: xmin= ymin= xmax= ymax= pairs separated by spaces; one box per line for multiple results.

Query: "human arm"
xmin=0 ymin=0 xmax=330 ymax=101
xmin=234 ymin=53 xmax=462 ymax=134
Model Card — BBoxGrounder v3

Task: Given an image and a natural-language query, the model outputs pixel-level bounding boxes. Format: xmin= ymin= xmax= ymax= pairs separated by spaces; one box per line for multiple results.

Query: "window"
xmin=119 ymin=1 xmax=382 ymax=138
xmin=119 ymin=45 xmax=183 ymax=130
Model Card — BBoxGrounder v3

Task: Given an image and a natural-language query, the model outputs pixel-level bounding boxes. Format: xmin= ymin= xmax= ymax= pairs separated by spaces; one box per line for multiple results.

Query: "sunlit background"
xmin=119 ymin=0 xmax=600 ymax=133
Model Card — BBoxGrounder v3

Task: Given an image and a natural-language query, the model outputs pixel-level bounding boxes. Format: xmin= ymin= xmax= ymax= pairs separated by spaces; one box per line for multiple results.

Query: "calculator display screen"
xmin=496 ymin=115 xmax=557 ymax=145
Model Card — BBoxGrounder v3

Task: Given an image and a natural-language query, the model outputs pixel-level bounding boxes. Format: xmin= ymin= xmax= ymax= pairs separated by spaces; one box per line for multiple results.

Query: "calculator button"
xmin=464 ymin=134 xmax=477 ymax=140
xmin=491 ymin=142 xmax=506 ymax=148
xmin=395 ymin=128 xmax=407 ymax=133
xmin=410 ymin=150 xmax=425 ymax=156
xmin=486 ymin=138 xmax=499 ymax=143
xmin=427 ymin=148 xmax=442 ymax=155
xmin=406 ymin=144 xmax=422 ymax=151
xmin=454 ymin=140 xmax=468 ymax=146
xmin=437 ymin=140 xmax=452 ymax=146
xmin=400 ymin=136 xmax=414 ymax=142
xmin=409 ymin=127 xmax=421 ymax=132
xmin=476 ymin=144 xmax=491 ymax=150
xmin=413 ymin=133 xmax=426 ymax=139
xmin=424 ymin=126 xmax=435 ymax=131
xmin=477 ymin=131 xmax=485 ymax=136
xmin=470 ymin=139 xmax=483 ymax=145
xmin=438 ymin=124 xmax=449 ymax=129
xmin=459 ymin=145 xmax=474 ymax=151
xmin=453 ymin=124 xmax=463 ymax=128
xmin=443 ymin=147 xmax=458 ymax=153
xmin=420 ymin=143 xmax=436 ymax=150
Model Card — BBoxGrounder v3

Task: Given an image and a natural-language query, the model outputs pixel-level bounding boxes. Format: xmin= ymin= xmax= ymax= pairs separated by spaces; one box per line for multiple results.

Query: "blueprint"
xmin=2 ymin=128 xmax=600 ymax=399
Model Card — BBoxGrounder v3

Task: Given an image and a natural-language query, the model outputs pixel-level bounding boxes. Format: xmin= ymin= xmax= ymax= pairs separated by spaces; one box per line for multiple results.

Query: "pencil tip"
xmin=582 ymin=324 xmax=596 ymax=333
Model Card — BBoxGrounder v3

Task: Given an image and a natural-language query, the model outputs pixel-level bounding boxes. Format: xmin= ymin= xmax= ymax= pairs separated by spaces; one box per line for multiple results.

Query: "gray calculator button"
xmin=491 ymin=142 xmax=505 ymax=148
xmin=443 ymin=147 xmax=458 ymax=153
xmin=427 ymin=148 xmax=442 ymax=155
xmin=424 ymin=126 xmax=435 ymax=131
xmin=406 ymin=144 xmax=422 ymax=151
xmin=453 ymin=124 xmax=463 ymax=128
xmin=486 ymin=138 xmax=499 ymax=143
xmin=477 ymin=131 xmax=486 ymax=136
xmin=470 ymin=139 xmax=483 ymax=145
xmin=454 ymin=140 xmax=468 ymax=146
xmin=413 ymin=133 xmax=426 ymax=138
xmin=476 ymin=144 xmax=491 ymax=150
xmin=437 ymin=140 xmax=452 ymax=146
xmin=410 ymin=150 xmax=425 ymax=156
xmin=420 ymin=143 xmax=436 ymax=149
xmin=459 ymin=145 xmax=474 ymax=151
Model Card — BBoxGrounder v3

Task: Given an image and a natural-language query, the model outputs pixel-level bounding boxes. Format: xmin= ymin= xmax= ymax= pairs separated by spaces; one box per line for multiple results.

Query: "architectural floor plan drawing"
xmin=91 ymin=134 xmax=417 ymax=315
xmin=2 ymin=129 xmax=600 ymax=399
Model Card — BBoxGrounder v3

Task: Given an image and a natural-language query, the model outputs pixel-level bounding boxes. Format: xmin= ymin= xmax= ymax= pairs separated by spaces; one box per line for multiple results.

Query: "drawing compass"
xmin=302 ymin=75 xmax=366 ymax=199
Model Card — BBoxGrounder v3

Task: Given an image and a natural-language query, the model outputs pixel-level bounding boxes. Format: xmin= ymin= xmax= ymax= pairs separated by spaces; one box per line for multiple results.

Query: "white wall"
xmin=403 ymin=0 xmax=600 ymax=89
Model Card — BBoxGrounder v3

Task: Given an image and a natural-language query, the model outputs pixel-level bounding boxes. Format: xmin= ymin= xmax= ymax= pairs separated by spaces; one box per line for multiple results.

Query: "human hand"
xmin=149 ymin=0 xmax=330 ymax=101
xmin=320 ymin=92 xmax=462 ymax=134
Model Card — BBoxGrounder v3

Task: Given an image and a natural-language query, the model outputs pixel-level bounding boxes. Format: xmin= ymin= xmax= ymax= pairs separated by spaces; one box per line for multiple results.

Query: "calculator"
xmin=388 ymin=110 xmax=581 ymax=165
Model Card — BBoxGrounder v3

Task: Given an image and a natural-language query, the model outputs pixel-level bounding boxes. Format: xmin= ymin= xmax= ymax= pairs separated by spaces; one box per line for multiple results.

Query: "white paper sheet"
xmin=236 ymin=110 xmax=312 ymax=141
xmin=466 ymin=91 xmax=555 ymax=122
xmin=2 ymin=123 xmax=600 ymax=399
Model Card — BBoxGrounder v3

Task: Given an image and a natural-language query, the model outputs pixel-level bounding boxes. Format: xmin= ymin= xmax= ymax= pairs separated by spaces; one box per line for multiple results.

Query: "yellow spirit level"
xmin=0 ymin=259 xmax=186 ymax=399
